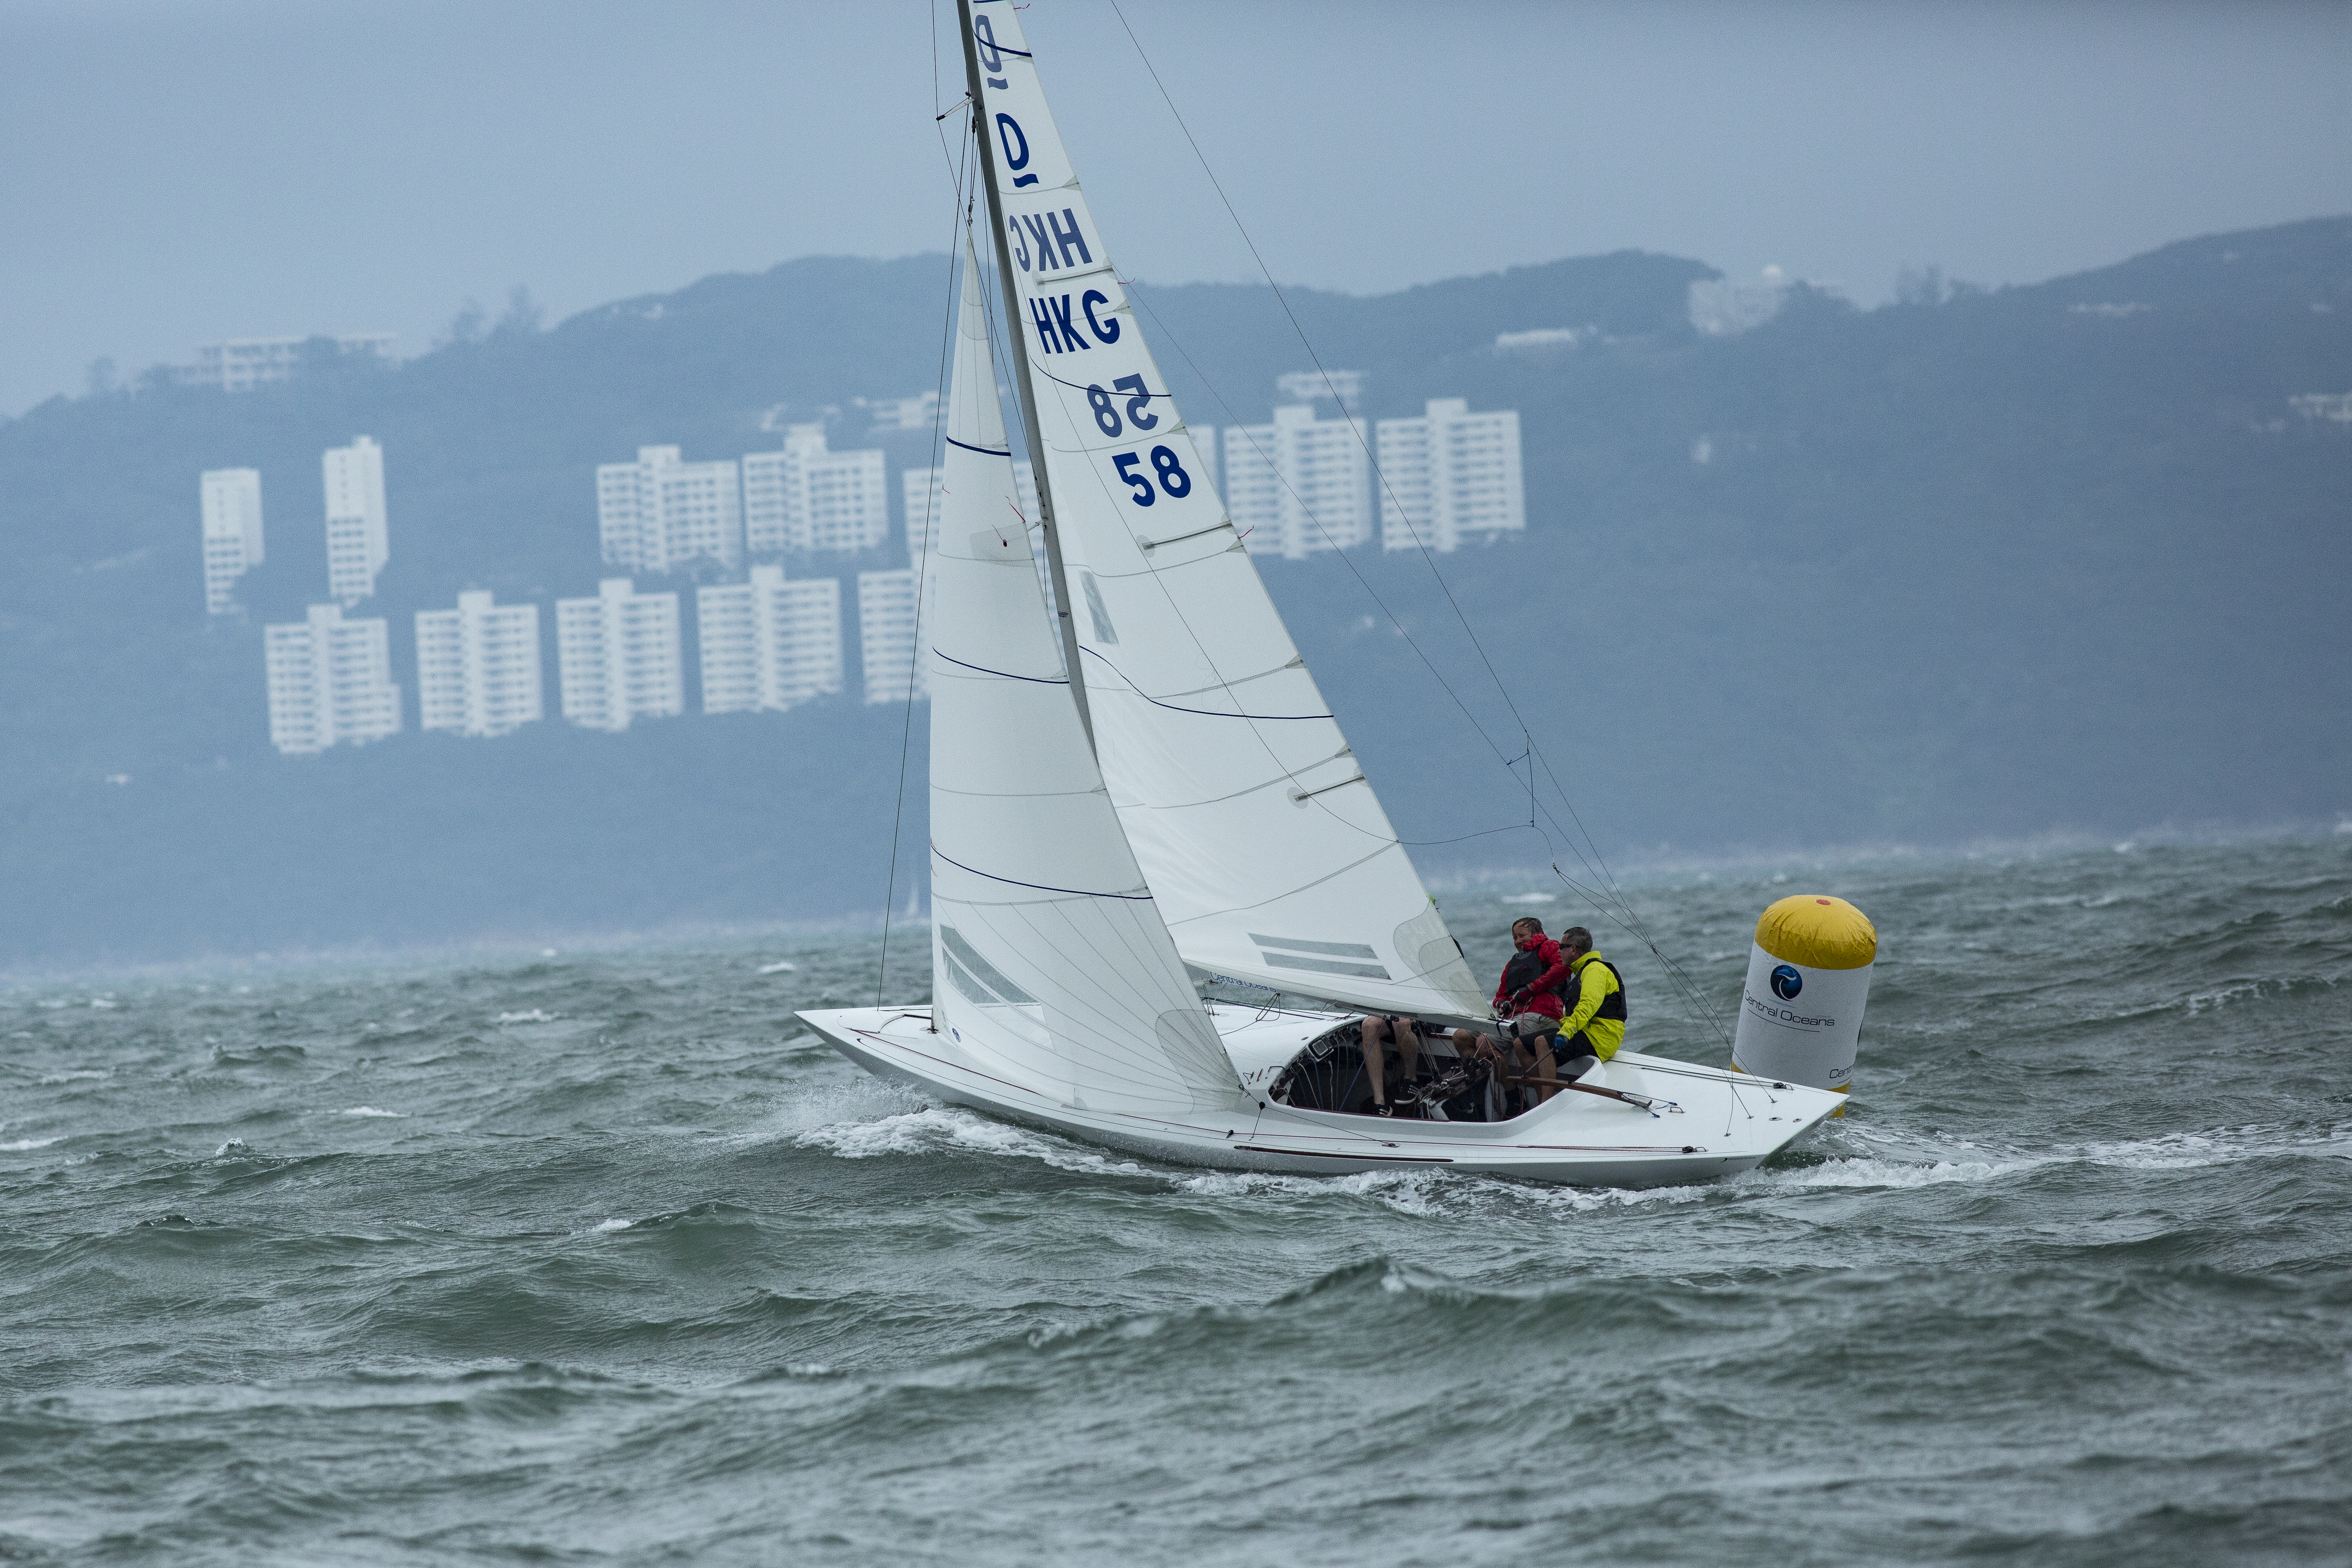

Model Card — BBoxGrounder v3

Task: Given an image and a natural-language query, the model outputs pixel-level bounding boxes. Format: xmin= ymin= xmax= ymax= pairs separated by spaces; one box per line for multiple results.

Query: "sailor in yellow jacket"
xmin=1524 ymin=927 xmax=1626 ymax=1102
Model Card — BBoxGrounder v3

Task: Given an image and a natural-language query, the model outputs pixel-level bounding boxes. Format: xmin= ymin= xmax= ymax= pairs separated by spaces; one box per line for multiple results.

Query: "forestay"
xmin=928 ymin=233 xmax=1249 ymax=1117
xmin=964 ymin=1 xmax=1489 ymax=1020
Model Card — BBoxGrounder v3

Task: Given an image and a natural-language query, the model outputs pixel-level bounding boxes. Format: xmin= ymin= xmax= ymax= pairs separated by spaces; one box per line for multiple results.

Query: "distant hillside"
xmin=1 ymin=218 xmax=2347 ymax=967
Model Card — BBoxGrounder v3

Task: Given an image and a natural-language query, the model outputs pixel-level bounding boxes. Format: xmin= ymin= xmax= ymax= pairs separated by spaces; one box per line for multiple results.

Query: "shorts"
xmin=1536 ymin=1029 xmax=1600 ymax=1080
xmin=1505 ymin=1013 xmax=1559 ymax=1040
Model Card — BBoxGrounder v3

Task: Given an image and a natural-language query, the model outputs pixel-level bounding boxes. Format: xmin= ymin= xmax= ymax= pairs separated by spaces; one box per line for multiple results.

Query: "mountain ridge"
xmin=0 ymin=216 xmax=2345 ymax=964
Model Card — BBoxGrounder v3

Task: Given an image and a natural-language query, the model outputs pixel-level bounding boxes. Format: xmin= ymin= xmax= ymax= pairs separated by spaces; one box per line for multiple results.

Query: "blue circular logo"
xmin=1770 ymin=964 xmax=1803 ymax=1001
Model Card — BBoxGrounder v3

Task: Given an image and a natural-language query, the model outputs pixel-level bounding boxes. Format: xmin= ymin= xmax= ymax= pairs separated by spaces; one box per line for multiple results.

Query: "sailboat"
xmin=797 ymin=0 xmax=1844 ymax=1184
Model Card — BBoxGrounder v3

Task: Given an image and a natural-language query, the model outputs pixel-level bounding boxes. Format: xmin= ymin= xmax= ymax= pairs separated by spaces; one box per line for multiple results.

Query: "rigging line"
xmin=878 ymin=122 xmax=975 ymax=1009
xmin=1392 ymin=823 xmax=1537 ymax=849
xmin=1528 ymin=738 xmax=1642 ymax=910
xmin=1581 ymin=884 xmax=1729 ymax=1034
xmin=1461 ymin=803 xmax=1726 ymax=1043
xmin=1003 ymin=264 xmax=1501 ymax=863
xmin=1125 ymin=285 xmax=1646 ymax=924
xmin=930 ymin=69 xmax=971 ymax=198
xmin=969 ymin=209 xmax=1073 ymax=660
xmin=995 ymin=12 xmax=1654 ymax=1006
xmin=977 ymin=41 xmax=1491 ymax=852
xmin=1123 ymin=288 xmax=1522 ymax=781
xmin=1104 ymin=0 xmax=1541 ymax=737
xmin=1514 ymin=831 xmax=1726 ymax=1036
xmin=994 ymin=300 xmax=1384 ymax=841
xmin=1522 ymin=838 xmax=1728 ymax=1046
xmin=1106 ymin=0 xmax=1648 ymax=919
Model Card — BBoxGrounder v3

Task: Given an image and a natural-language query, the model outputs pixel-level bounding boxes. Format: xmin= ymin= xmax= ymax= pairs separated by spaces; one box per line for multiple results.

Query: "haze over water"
xmin=4 ymin=835 xmax=2348 ymax=1564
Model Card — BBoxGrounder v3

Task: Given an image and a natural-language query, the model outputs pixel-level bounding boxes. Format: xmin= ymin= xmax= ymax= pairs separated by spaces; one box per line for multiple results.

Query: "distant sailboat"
xmin=798 ymin=1 xmax=1841 ymax=1183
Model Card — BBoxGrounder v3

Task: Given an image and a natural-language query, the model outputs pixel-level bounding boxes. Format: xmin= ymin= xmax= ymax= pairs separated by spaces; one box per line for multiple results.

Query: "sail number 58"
xmin=1113 ymin=446 xmax=1191 ymax=508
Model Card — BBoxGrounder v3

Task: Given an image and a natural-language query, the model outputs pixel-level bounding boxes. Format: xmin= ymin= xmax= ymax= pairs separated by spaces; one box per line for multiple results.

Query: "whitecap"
xmin=494 ymin=1009 xmax=556 ymax=1024
xmin=758 ymin=960 xmax=798 ymax=974
xmin=40 ymin=1069 xmax=110 ymax=1085
xmin=2 ymin=1136 xmax=63 ymax=1151
xmin=739 ymin=1076 xmax=929 ymax=1143
xmin=336 ymin=1106 xmax=408 ymax=1118
xmin=216 ymin=1138 xmax=248 ymax=1156
xmin=2073 ymin=1126 xmax=2352 ymax=1170
xmin=798 ymin=1105 xmax=1152 ymax=1177
xmin=88 ymin=998 xmax=119 ymax=1010
xmin=594 ymin=1218 xmax=633 ymax=1233
xmin=1176 ymin=1166 xmax=1455 ymax=1214
xmin=1733 ymin=1123 xmax=2351 ymax=1197
xmin=1751 ymin=1154 xmax=2042 ymax=1192
xmin=1523 ymin=1178 xmax=1721 ymax=1212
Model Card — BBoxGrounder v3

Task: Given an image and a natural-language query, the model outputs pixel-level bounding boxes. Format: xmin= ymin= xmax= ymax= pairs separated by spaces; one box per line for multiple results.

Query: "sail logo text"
xmin=1743 ymin=992 xmax=1835 ymax=1029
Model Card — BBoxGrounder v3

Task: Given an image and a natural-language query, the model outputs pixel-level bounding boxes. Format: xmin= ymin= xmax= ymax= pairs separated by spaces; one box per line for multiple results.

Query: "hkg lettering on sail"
xmin=1028 ymin=290 xmax=1120 ymax=354
xmin=1005 ymin=209 xmax=1093 ymax=273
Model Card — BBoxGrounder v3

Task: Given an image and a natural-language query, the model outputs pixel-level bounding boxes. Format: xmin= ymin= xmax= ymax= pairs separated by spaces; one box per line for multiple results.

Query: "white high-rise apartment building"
xmin=859 ymin=390 xmax=939 ymax=433
xmin=181 ymin=333 xmax=396 ymax=393
xmin=742 ymin=424 xmax=890 ymax=554
xmin=199 ymin=467 xmax=265 ymax=614
xmin=556 ymin=578 xmax=684 ymax=731
xmin=263 ymin=604 xmax=402 ymax=754
xmin=1376 ymin=398 xmax=1526 ymax=552
xmin=1222 ymin=404 xmax=1374 ymax=559
xmin=697 ymin=566 xmax=844 ymax=715
xmin=416 ymin=591 xmax=543 ymax=737
xmin=1275 ymin=369 xmax=1366 ymax=408
xmin=323 ymin=435 xmax=389 ymax=602
xmin=858 ymin=569 xmax=927 ymax=705
xmin=597 ymin=446 xmax=743 ymax=575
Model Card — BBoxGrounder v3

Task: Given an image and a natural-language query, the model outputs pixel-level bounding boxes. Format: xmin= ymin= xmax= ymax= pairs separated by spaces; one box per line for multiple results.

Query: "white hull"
xmin=799 ymin=1003 xmax=1844 ymax=1187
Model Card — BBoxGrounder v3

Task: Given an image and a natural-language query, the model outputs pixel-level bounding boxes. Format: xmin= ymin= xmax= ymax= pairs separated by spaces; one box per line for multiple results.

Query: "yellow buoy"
xmin=1731 ymin=894 xmax=1877 ymax=1113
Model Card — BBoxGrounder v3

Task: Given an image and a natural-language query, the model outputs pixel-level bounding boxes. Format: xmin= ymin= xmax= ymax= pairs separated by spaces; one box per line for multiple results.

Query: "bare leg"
xmin=1529 ymin=1038 xmax=1559 ymax=1103
xmin=1452 ymin=1027 xmax=1501 ymax=1064
xmin=1498 ymin=1031 xmax=1543 ymax=1109
xmin=1360 ymin=1016 xmax=1392 ymax=1108
xmin=1393 ymin=1019 xmax=1426 ymax=1093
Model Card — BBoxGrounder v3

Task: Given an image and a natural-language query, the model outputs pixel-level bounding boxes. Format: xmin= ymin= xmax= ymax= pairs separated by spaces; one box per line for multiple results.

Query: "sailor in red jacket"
xmin=1447 ymin=916 xmax=1568 ymax=1095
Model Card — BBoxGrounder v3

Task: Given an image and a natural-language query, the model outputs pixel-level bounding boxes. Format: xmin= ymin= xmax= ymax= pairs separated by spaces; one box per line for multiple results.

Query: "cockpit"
xmin=1266 ymin=1018 xmax=1524 ymax=1122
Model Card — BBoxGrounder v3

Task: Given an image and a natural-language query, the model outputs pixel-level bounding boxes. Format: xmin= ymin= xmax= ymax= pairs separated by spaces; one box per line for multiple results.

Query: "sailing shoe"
xmin=1370 ymin=1100 xmax=1394 ymax=1118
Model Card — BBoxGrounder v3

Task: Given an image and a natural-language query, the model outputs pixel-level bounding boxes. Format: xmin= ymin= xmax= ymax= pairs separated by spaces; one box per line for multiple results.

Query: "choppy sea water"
xmin=3 ymin=836 xmax=2348 ymax=1566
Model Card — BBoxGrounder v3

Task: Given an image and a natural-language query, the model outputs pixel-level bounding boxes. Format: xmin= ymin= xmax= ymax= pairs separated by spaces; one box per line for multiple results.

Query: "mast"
xmin=954 ymin=0 xmax=1095 ymax=751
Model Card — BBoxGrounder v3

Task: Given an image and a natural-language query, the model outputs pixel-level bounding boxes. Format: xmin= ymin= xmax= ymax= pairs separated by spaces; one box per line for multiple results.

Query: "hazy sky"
xmin=4 ymin=0 xmax=2346 ymax=415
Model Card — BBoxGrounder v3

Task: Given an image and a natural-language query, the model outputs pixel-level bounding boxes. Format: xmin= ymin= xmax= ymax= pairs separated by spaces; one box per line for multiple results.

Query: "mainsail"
xmin=927 ymin=233 xmax=1249 ymax=1116
xmin=960 ymin=1 xmax=1490 ymax=1020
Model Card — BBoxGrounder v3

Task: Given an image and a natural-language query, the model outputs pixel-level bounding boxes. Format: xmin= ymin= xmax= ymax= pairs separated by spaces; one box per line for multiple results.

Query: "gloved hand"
xmin=1509 ymin=987 xmax=1531 ymax=1009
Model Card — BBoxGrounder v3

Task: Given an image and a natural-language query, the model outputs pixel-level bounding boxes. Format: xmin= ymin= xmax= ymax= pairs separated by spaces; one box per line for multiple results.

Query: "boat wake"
xmin=793 ymin=1104 xmax=1156 ymax=1179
